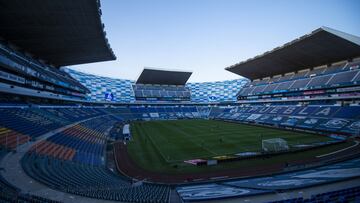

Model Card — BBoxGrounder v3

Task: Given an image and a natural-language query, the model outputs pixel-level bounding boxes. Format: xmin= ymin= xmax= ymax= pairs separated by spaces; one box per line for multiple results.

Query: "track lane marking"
xmin=316 ymin=141 xmax=359 ymax=158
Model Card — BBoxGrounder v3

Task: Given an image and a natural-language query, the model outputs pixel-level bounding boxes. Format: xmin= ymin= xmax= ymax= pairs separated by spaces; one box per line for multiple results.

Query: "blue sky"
xmin=71 ymin=0 xmax=360 ymax=82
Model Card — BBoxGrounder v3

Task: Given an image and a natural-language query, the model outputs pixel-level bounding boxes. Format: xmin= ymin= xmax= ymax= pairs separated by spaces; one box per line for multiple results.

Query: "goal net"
xmin=262 ymin=138 xmax=289 ymax=152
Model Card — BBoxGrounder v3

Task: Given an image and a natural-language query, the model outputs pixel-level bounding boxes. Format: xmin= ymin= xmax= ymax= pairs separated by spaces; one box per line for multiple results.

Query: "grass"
xmin=127 ymin=119 xmax=341 ymax=173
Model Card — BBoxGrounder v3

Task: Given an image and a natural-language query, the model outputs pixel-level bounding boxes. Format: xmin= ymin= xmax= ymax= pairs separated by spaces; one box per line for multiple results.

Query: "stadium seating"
xmin=22 ymin=137 xmax=170 ymax=202
xmin=0 ymin=127 xmax=30 ymax=150
xmin=0 ymin=103 xmax=358 ymax=202
xmin=3 ymin=107 xmax=171 ymax=202
xmin=0 ymin=105 xmax=206 ymax=148
xmin=0 ymin=41 xmax=88 ymax=99
xmin=28 ymin=116 xmax=117 ymax=165
xmin=0 ymin=107 xmax=111 ymax=150
xmin=1 ymin=14 xmax=359 ymax=202
xmin=267 ymin=185 xmax=360 ymax=203
xmin=128 ymin=105 xmax=201 ymax=120
xmin=65 ymin=68 xmax=248 ymax=103
xmin=1 ymin=104 xmax=358 ymax=152
xmin=238 ymin=62 xmax=360 ymax=98
xmin=40 ymin=107 xmax=105 ymax=122
xmin=108 ymin=121 xmax=126 ymax=140
xmin=210 ymin=104 xmax=360 ymax=136
xmin=133 ymin=84 xmax=191 ymax=101
xmin=0 ymin=108 xmax=65 ymax=139
xmin=0 ymin=150 xmax=61 ymax=203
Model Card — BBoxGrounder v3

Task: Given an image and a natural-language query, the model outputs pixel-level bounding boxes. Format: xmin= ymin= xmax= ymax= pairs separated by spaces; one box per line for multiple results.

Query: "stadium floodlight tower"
xmin=133 ymin=67 xmax=193 ymax=102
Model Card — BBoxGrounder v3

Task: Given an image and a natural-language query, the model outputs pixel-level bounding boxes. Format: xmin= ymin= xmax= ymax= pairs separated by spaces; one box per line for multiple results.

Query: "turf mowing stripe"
xmin=133 ymin=124 xmax=171 ymax=164
xmin=129 ymin=119 xmax=333 ymax=164
xmin=157 ymin=122 xmax=219 ymax=157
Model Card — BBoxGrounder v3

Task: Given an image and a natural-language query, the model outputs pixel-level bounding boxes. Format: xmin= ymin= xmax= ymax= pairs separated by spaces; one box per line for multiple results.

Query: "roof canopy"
xmin=136 ymin=68 xmax=192 ymax=85
xmin=226 ymin=27 xmax=360 ymax=80
xmin=0 ymin=0 xmax=116 ymax=67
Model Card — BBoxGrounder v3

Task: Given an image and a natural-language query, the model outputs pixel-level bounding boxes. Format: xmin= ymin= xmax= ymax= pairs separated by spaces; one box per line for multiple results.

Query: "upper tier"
xmin=64 ymin=68 xmax=248 ymax=103
xmin=238 ymin=60 xmax=360 ymax=100
xmin=0 ymin=41 xmax=89 ymax=100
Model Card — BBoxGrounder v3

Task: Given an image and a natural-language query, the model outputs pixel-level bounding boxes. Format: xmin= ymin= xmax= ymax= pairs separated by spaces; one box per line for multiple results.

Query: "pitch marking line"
xmin=316 ymin=141 xmax=359 ymax=158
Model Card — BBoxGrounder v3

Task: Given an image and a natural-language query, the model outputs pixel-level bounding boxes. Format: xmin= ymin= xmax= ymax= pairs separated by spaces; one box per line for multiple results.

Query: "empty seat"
xmin=323 ymin=64 xmax=345 ymax=74
xmin=241 ymin=86 xmax=255 ymax=96
xmin=251 ymin=85 xmax=267 ymax=95
xmin=278 ymin=74 xmax=295 ymax=82
xmin=22 ymin=153 xmax=170 ymax=203
xmin=257 ymin=78 xmax=270 ymax=85
xmin=274 ymin=80 xmax=294 ymax=91
xmin=292 ymin=70 xmax=309 ymax=79
xmin=289 ymin=78 xmax=311 ymax=89
xmin=327 ymin=70 xmax=358 ymax=86
xmin=262 ymin=83 xmax=279 ymax=93
xmin=268 ymin=76 xmax=281 ymax=83
xmin=307 ymin=67 xmax=326 ymax=76
xmin=306 ymin=74 xmax=332 ymax=88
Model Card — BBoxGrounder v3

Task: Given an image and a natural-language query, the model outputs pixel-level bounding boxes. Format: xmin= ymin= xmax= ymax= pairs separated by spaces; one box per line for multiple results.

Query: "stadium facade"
xmin=64 ymin=68 xmax=248 ymax=103
xmin=0 ymin=1 xmax=360 ymax=203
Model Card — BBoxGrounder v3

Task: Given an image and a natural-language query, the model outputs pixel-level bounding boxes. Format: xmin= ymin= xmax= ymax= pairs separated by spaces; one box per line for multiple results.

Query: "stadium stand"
xmin=65 ymin=68 xmax=248 ymax=103
xmin=237 ymin=62 xmax=360 ymax=100
xmin=0 ymin=0 xmax=117 ymax=102
xmin=64 ymin=68 xmax=136 ymax=103
xmin=18 ymin=108 xmax=171 ymax=202
xmin=0 ymin=0 xmax=116 ymax=66
xmin=209 ymin=104 xmax=360 ymax=136
xmin=133 ymin=84 xmax=191 ymax=101
xmin=28 ymin=118 xmax=113 ymax=165
xmin=230 ymin=28 xmax=360 ymax=105
xmin=0 ymin=41 xmax=89 ymax=98
xmin=176 ymin=158 xmax=360 ymax=202
xmin=0 ymin=0 xmax=359 ymax=201
xmin=266 ymin=185 xmax=360 ymax=203
xmin=22 ymin=155 xmax=170 ymax=202
xmin=0 ymin=149 xmax=62 ymax=203
xmin=133 ymin=68 xmax=192 ymax=102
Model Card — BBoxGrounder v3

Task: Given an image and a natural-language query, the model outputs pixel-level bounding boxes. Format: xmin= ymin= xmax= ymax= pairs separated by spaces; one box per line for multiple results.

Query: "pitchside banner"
xmin=225 ymin=158 xmax=360 ymax=190
xmin=176 ymin=184 xmax=269 ymax=201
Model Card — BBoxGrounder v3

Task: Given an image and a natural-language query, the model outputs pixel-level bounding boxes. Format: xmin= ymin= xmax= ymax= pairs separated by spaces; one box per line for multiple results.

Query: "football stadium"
xmin=1 ymin=1 xmax=360 ymax=203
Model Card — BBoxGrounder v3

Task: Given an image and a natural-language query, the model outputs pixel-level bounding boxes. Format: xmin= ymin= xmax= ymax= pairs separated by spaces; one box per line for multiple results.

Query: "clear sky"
xmin=70 ymin=0 xmax=360 ymax=82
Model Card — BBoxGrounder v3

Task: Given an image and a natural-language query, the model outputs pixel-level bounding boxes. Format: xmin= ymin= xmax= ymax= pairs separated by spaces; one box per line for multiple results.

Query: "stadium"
xmin=0 ymin=1 xmax=360 ymax=203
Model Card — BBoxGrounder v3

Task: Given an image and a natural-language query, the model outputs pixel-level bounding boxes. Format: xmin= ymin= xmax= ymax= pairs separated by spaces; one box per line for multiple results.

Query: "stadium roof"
xmin=226 ymin=27 xmax=360 ymax=80
xmin=0 ymin=0 xmax=116 ymax=67
xmin=136 ymin=68 xmax=192 ymax=85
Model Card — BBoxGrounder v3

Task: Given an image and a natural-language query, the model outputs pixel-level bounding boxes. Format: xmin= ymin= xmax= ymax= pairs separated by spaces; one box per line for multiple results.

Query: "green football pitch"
xmin=127 ymin=119 xmax=338 ymax=173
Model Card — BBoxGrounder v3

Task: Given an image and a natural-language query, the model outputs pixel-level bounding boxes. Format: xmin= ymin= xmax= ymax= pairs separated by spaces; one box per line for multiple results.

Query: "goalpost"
xmin=262 ymin=138 xmax=289 ymax=152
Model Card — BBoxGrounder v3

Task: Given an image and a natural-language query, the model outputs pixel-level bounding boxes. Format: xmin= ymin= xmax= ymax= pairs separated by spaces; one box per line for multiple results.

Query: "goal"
xmin=262 ymin=138 xmax=289 ymax=152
